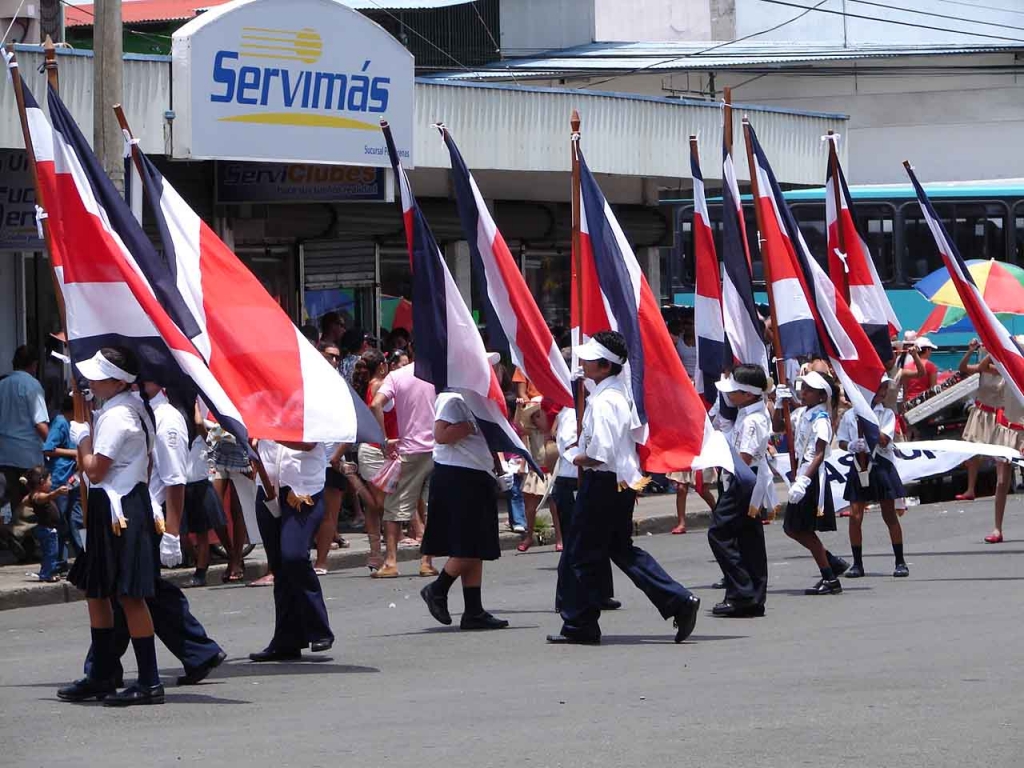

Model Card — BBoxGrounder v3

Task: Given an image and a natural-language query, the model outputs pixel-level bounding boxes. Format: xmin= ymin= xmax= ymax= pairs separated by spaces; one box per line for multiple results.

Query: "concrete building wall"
xmin=593 ymin=0 xmax=712 ymax=41
xmin=499 ymin=0 xmax=595 ymax=57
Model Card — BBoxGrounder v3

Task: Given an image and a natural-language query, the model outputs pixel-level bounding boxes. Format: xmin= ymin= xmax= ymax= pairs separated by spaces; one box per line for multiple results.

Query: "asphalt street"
xmin=2 ymin=498 xmax=1023 ymax=768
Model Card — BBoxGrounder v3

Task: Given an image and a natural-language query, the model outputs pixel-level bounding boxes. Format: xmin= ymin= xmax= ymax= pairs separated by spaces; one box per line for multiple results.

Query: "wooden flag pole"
xmin=742 ymin=117 xmax=798 ymax=477
xmin=112 ymin=103 xmax=142 ymax=176
xmin=6 ymin=45 xmax=90 ymax=511
xmin=43 ymin=36 xmax=59 ymax=92
xmin=723 ymin=86 xmax=734 ymax=156
xmin=570 ymin=110 xmax=584 ymax=443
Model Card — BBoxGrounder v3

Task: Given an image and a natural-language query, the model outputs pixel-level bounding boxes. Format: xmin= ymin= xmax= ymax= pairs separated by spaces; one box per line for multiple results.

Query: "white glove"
xmin=495 ymin=472 xmax=514 ymax=493
xmin=159 ymin=533 xmax=182 ymax=568
xmin=774 ymin=386 xmax=793 ymax=408
xmin=850 ymin=438 xmax=869 ymax=454
xmin=788 ymin=474 xmax=811 ymax=504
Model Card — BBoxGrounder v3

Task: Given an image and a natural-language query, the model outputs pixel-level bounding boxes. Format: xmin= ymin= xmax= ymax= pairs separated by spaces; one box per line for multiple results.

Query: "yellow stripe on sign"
xmin=218 ymin=113 xmax=379 ymax=130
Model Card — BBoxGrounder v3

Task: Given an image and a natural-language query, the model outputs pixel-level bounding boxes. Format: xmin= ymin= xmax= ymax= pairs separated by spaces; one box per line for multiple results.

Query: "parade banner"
xmin=776 ymin=441 xmax=1021 ymax=512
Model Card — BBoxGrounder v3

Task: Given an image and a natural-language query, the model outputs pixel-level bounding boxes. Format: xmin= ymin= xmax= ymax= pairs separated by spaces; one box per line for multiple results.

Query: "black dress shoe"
xmin=57 ymin=676 xmax=118 ymax=702
xmin=178 ymin=650 xmax=227 ymax=686
xmin=713 ymin=600 xmax=765 ymax=618
xmin=829 ymin=556 xmax=851 ymax=578
xmin=804 ymin=578 xmax=842 ymax=595
xmin=248 ymin=647 xmax=302 ymax=662
xmin=893 ymin=563 xmax=910 ymax=578
xmin=673 ymin=595 xmax=701 ymax=643
xmin=599 ymin=597 xmax=622 ymax=611
xmin=103 ymin=683 xmax=165 ymax=707
xmin=310 ymin=638 xmax=333 ymax=653
xmin=188 ymin=572 xmax=207 ymax=588
xmin=420 ymin=583 xmax=452 ymax=625
xmin=711 ymin=580 xmax=726 ymax=589
xmin=546 ymin=633 xmax=601 ymax=646
xmin=460 ymin=611 xmax=509 ymax=630
xmin=845 ymin=563 xmax=865 ymax=578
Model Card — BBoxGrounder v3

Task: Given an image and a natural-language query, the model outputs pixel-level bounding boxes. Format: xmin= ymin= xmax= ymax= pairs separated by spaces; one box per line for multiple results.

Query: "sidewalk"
xmin=0 ymin=491 xmax=718 ymax=611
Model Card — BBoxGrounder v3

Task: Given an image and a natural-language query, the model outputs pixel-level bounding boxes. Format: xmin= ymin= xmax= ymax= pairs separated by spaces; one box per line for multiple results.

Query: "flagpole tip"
xmin=379 ymin=118 xmax=388 ymax=128
xmin=571 ymin=109 xmax=581 ymax=133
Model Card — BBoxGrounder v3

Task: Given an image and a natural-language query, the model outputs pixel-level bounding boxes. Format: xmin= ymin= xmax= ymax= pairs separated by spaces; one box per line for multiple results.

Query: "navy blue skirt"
xmin=843 ymin=456 xmax=905 ymax=503
xmin=421 ymin=463 xmax=500 ymax=561
xmin=783 ymin=472 xmax=837 ymax=534
xmin=67 ymin=483 xmax=157 ymax=599
xmin=181 ymin=480 xmax=228 ymax=535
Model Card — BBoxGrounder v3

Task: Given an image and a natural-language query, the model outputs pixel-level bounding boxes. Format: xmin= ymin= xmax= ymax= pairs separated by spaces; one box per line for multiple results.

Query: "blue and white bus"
xmin=664 ymin=179 xmax=1024 ymax=367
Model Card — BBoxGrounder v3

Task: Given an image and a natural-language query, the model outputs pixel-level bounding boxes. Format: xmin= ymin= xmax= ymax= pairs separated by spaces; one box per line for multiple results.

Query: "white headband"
xmin=575 ymin=338 xmax=625 ymax=366
xmin=716 ymin=376 xmax=764 ymax=396
xmin=799 ymin=370 xmax=832 ymax=399
xmin=77 ymin=350 xmax=137 ymax=384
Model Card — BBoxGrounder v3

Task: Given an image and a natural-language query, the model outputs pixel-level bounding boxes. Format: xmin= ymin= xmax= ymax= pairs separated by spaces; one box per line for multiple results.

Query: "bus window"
xmin=675 ymin=203 xmax=763 ymax=290
xmin=1015 ymin=201 xmax=1024 ymax=263
xmin=858 ymin=204 xmax=896 ymax=283
xmin=901 ymin=201 xmax=1009 ymax=280
xmin=791 ymin=204 xmax=828 ymax=269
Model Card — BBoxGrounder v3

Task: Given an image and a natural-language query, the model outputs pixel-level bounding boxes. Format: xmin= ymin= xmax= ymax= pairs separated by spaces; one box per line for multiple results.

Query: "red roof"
xmin=64 ymin=0 xmax=235 ymax=28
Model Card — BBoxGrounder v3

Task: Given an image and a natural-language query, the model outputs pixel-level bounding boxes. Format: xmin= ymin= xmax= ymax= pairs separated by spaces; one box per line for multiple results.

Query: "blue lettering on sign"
xmin=210 ymin=51 xmax=392 ymax=114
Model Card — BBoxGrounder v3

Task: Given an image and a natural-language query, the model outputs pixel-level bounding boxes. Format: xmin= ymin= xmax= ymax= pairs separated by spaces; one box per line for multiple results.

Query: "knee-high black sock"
xmin=852 ymin=545 xmax=863 ymax=569
xmin=90 ymin=627 xmax=116 ymax=680
xmin=892 ymin=542 xmax=905 ymax=566
xmin=819 ymin=566 xmax=835 ymax=581
xmin=433 ymin=568 xmax=457 ymax=596
xmin=131 ymin=636 xmax=160 ymax=687
xmin=463 ymin=586 xmax=483 ymax=616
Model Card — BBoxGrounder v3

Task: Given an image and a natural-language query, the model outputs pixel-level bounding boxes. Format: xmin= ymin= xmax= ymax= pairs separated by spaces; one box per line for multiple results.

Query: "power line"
xmin=931 ymin=0 xmax=1024 ymax=18
xmin=361 ymin=0 xmax=473 ymax=72
xmin=577 ymin=0 xmax=830 ymax=91
xmin=58 ymin=0 xmax=173 ymax=47
xmin=848 ymin=0 xmax=1024 ymax=33
xmin=757 ymin=0 xmax=1024 ymax=43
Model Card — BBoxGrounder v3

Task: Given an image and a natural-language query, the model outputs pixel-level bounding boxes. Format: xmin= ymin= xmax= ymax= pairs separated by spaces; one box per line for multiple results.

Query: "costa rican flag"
xmin=381 ymin=121 xmax=539 ymax=472
xmin=690 ymin=142 xmax=727 ymax=405
xmin=826 ymin=139 xmax=900 ymax=363
xmin=905 ymin=162 xmax=1024 ymax=407
xmin=17 ymin=73 xmax=367 ymax=445
xmin=440 ymin=125 xmax=574 ymax=409
xmin=721 ymin=139 xmax=770 ymax=374
xmin=747 ymin=121 xmax=884 ymax=441
xmin=575 ymin=142 xmax=731 ymax=474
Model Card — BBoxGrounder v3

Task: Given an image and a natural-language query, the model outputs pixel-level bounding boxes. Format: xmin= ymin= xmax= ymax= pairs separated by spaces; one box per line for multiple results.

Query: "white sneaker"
xmin=512 ymin=525 xmax=526 ymax=533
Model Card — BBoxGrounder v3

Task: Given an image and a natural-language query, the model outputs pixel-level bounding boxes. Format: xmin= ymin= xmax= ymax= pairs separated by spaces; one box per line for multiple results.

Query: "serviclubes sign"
xmin=171 ymin=0 xmax=414 ymax=167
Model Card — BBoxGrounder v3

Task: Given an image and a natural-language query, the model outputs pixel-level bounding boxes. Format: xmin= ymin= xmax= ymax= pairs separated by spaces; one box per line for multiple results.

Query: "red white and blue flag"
xmin=747 ymin=121 xmax=884 ymax=440
xmin=905 ymin=163 xmax=1024 ymax=406
xmin=382 ymin=121 xmax=538 ymax=471
xmin=575 ymin=142 xmax=731 ymax=473
xmin=440 ymin=125 xmax=574 ymax=409
xmin=826 ymin=139 xmax=899 ymax=363
xmin=16 ymin=71 xmax=366 ymax=445
xmin=721 ymin=138 xmax=769 ymax=374
xmin=690 ymin=143 xmax=727 ymax=405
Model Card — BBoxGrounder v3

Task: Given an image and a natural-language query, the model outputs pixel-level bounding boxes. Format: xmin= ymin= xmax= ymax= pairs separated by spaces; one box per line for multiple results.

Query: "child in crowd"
xmin=21 ymin=466 xmax=68 ymax=582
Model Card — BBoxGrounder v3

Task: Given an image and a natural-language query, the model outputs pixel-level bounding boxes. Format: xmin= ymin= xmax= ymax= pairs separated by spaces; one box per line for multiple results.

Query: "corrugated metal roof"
xmin=426 ymin=40 xmax=1024 ymax=81
xmin=65 ymin=0 xmax=471 ymax=28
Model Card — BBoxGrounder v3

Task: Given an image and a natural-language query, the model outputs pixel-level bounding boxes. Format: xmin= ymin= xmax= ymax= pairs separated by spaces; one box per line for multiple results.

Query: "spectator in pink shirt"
xmin=369 ymin=363 xmax=437 ymax=578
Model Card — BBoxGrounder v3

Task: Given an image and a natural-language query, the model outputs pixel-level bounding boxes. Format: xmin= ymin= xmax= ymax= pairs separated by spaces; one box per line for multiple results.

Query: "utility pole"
xmin=93 ymin=0 xmax=124 ymax=192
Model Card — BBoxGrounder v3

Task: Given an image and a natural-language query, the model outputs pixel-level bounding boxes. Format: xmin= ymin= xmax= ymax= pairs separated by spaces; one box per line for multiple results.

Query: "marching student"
xmin=708 ymin=365 xmax=771 ymax=617
xmin=957 ymin=339 xmax=1004 ymax=505
xmin=58 ymin=348 xmax=164 ymax=706
xmin=249 ymin=439 xmax=334 ymax=661
xmin=778 ymin=371 xmax=850 ymax=596
xmin=547 ymin=331 xmax=701 ymax=646
xmin=989 ymin=337 xmax=1024 ymax=544
xmin=419 ymin=375 xmax=510 ymax=631
xmin=80 ymin=382 xmax=226 ymax=689
xmin=843 ymin=374 xmax=909 ymax=578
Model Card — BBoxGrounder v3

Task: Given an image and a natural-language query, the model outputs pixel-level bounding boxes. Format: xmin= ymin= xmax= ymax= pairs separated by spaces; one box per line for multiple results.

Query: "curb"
xmin=0 ymin=506 xmax=714 ymax=612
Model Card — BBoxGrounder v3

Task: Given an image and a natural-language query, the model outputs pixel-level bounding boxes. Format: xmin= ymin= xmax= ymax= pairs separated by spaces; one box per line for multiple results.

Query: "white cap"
xmin=76 ymin=350 xmax=137 ymax=384
xmin=575 ymin=338 xmax=625 ymax=365
xmin=716 ymin=375 xmax=765 ymax=396
xmin=486 ymin=352 xmax=501 ymax=366
xmin=880 ymin=372 xmax=893 ymax=386
xmin=798 ymin=370 xmax=833 ymax=399
xmin=916 ymin=336 xmax=937 ymax=350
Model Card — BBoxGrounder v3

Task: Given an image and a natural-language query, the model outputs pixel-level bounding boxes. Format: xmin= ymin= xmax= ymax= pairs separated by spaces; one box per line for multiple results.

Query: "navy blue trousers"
xmin=554 ymin=476 xmax=613 ymax=612
xmin=707 ymin=471 xmax=768 ymax=607
xmin=83 ymin=548 xmax=223 ymax=678
xmin=256 ymin=487 xmax=333 ymax=652
xmin=559 ymin=471 xmax=692 ymax=638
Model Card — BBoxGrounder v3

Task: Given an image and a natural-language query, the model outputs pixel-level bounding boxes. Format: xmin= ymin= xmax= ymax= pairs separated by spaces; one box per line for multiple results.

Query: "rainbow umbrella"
xmin=915 ymin=259 xmax=1024 ymax=313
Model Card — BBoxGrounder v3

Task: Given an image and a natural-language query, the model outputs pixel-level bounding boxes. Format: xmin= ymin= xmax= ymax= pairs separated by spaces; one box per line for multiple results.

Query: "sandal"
xmin=984 ymin=532 xmax=1004 ymax=544
xmin=516 ymin=537 xmax=533 ymax=553
xmin=398 ymin=537 xmax=420 ymax=548
xmin=670 ymin=525 xmax=687 ymax=535
xmin=222 ymin=569 xmax=244 ymax=584
xmin=314 ymin=567 xmax=328 ymax=576
xmin=555 ymin=543 xmax=563 ymax=553
xmin=367 ymin=555 xmax=384 ymax=573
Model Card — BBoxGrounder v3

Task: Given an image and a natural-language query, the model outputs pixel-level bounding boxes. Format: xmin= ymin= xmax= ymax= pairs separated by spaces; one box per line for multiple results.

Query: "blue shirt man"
xmin=44 ymin=405 xmax=78 ymax=487
xmin=0 ymin=347 xmax=49 ymax=471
